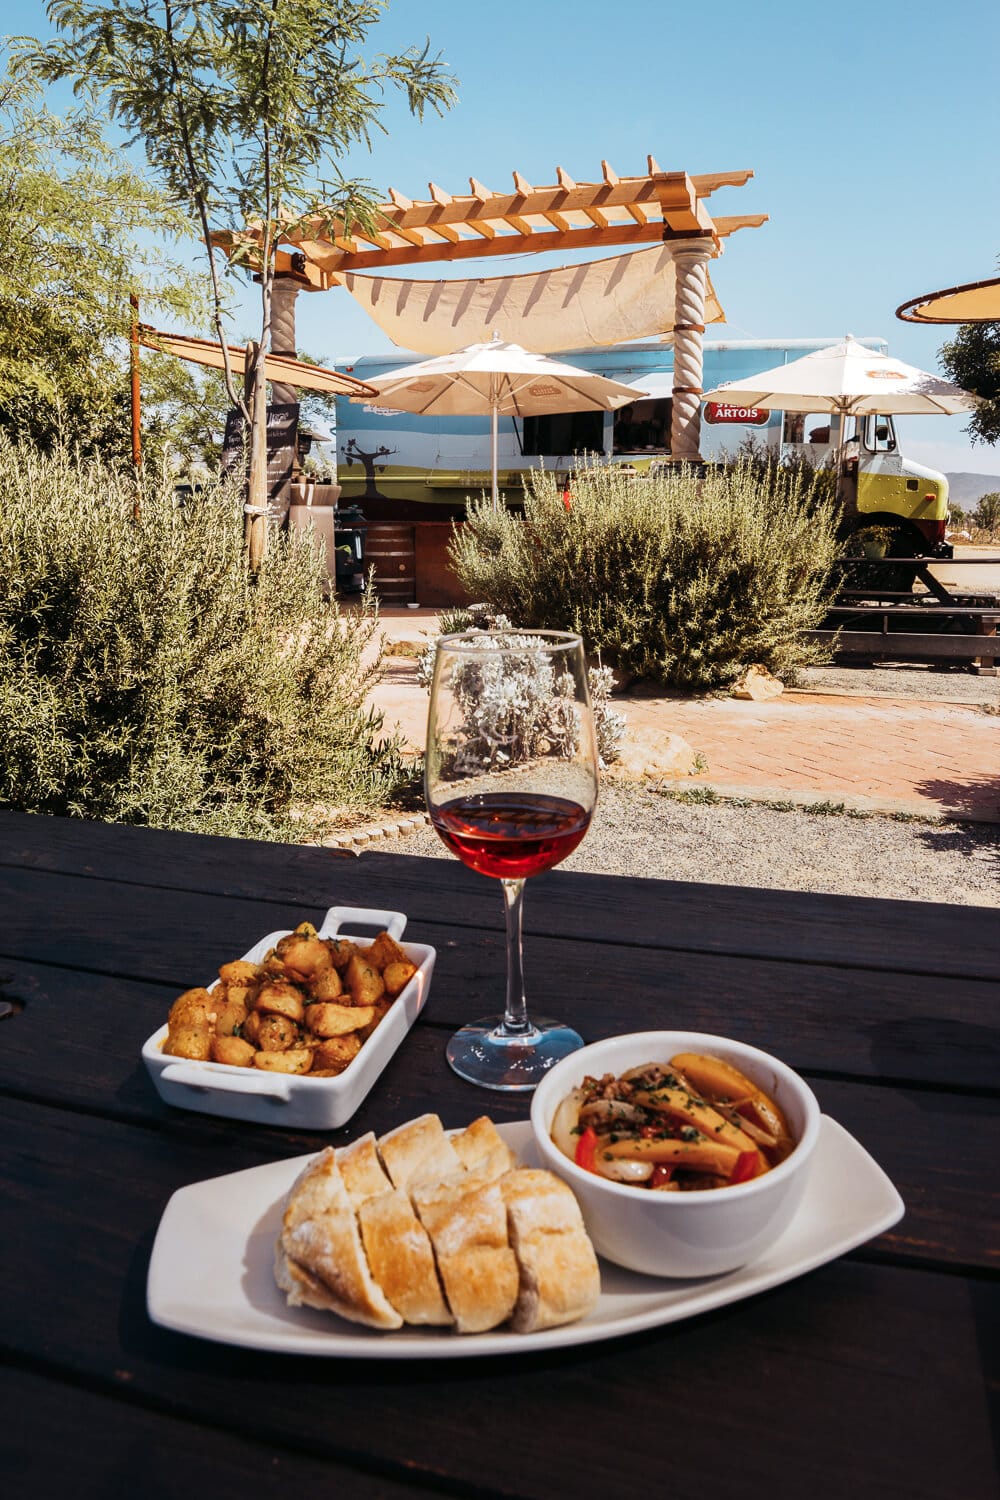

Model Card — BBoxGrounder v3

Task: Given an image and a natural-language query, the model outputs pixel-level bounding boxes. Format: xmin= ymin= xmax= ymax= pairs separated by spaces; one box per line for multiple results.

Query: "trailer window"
xmin=612 ymin=398 xmax=671 ymax=454
xmin=522 ymin=409 xmax=604 ymax=457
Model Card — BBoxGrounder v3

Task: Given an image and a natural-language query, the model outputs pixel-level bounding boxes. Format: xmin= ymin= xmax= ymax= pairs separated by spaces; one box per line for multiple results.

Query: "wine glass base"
xmin=445 ymin=1016 xmax=585 ymax=1092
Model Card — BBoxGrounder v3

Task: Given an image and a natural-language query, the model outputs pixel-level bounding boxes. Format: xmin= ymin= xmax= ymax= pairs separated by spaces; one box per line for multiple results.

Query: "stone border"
xmin=320 ymin=811 xmax=431 ymax=850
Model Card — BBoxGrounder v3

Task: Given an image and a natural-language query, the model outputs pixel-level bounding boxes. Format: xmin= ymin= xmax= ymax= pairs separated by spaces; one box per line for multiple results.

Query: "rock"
xmin=731 ymin=665 xmax=784 ymax=701
xmin=615 ymin=727 xmax=701 ymax=779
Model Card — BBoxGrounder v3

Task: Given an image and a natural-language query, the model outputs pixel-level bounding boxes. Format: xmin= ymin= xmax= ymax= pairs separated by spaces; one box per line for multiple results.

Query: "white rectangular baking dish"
xmin=141 ymin=906 xmax=435 ymax=1130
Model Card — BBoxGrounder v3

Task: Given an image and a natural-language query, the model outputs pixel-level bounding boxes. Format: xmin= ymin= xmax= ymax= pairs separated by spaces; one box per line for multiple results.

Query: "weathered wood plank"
xmin=807 ymin=628 xmax=997 ymax=661
xmin=1 ymin=1101 xmax=994 ymax=1500
xmin=0 ymin=1366 xmax=433 ymax=1499
xmin=2 ymin=931 xmax=998 ymax=1102
xmin=1 ymin=815 xmax=998 ymax=981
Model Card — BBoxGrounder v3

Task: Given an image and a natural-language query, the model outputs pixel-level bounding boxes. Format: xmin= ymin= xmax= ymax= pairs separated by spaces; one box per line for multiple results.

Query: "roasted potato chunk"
xmin=345 ymin=954 xmax=385 ymax=1007
xmin=305 ymin=1001 xmax=375 ymax=1037
xmin=254 ymin=1014 xmax=303 ymax=1052
xmin=382 ymin=960 xmax=417 ymax=998
xmin=356 ymin=997 xmax=392 ymax=1042
xmin=168 ymin=988 xmax=216 ymax=1028
xmin=324 ymin=937 xmax=358 ymax=971
xmin=218 ymin=959 xmax=258 ymax=986
xmin=254 ymin=981 xmax=306 ymax=1024
xmin=365 ymin=931 xmax=409 ymax=971
xmin=164 ymin=1024 xmax=212 ymax=1061
xmin=213 ymin=996 xmax=249 ymax=1036
xmin=309 ymin=967 xmax=343 ymax=1002
xmin=313 ymin=1034 xmax=362 ymax=1072
xmin=210 ymin=1035 xmax=256 ymax=1067
xmin=276 ymin=934 xmax=332 ymax=984
xmin=253 ymin=1047 xmax=313 ymax=1074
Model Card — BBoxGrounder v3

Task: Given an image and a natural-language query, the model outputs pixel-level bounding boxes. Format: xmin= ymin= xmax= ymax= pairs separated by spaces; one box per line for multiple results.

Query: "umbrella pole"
xmin=491 ymin=404 xmax=499 ymax=510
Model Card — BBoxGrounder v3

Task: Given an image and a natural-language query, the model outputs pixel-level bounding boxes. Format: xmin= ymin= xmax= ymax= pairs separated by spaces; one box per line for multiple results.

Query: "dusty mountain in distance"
xmin=946 ymin=472 xmax=1000 ymax=507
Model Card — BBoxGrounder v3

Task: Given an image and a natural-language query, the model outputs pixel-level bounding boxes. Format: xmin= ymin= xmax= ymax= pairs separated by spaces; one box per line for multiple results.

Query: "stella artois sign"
xmin=704 ymin=401 xmax=770 ymax=426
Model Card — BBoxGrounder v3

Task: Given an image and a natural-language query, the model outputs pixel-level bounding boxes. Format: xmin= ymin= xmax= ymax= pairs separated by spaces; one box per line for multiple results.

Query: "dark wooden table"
xmin=1 ymin=810 xmax=997 ymax=1499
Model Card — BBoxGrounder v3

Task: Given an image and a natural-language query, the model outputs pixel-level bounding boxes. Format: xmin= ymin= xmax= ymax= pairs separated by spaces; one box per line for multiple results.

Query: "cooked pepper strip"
xmin=633 ymin=1085 xmax=766 ymax=1169
xmin=574 ymin=1126 xmax=599 ymax=1173
xmin=601 ymin=1132 xmax=743 ymax=1178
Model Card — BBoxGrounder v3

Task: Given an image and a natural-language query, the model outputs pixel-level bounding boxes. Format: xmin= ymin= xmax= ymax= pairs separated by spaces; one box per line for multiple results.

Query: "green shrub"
xmin=0 ymin=439 xmax=408 ymax=838
xmin=449 ymin=459 xmax=839 ymax=691
xmin=973 ymin=491 xmax=1000 ymax=536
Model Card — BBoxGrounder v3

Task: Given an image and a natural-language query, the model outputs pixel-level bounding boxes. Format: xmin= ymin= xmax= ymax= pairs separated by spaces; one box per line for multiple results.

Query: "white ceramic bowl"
xmin=142 ymin=906 xmax=435 ymax=1130
xmin=530 ymin=1030 xmax=821 ymax=1278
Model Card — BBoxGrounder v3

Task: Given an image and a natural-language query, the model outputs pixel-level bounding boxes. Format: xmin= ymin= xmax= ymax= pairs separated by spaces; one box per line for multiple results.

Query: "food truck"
xmin=332 ymin=335 xmax=950 ymax=552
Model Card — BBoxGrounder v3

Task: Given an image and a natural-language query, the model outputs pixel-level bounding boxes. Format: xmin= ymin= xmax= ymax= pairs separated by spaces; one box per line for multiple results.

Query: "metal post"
xmin=129 ymin=295 xmax=142 ymax=515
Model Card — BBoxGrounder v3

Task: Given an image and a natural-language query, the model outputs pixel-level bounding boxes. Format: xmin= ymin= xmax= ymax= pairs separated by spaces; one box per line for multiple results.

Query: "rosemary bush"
xmin=449 ymin=459 xmax=839 ymax=691
xmin=0 ymin=440 xmax=407 ymax=838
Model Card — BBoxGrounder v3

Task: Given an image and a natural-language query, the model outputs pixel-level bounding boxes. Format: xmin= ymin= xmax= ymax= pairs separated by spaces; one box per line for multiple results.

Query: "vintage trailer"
xmin=328 ymin=337 xmax=951 ymax=603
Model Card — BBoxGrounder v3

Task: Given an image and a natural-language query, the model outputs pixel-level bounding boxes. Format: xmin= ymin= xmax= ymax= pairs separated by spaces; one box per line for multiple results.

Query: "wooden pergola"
xmin=212 ymin=158 xmax=767 ymax=461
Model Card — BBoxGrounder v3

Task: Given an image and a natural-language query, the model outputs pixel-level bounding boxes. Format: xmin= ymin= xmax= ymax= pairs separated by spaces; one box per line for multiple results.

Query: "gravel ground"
xmin=383 ymin=780 xmax=1000 ymax=907
xmin=796 ymin=663 xmax=1000 ymax=706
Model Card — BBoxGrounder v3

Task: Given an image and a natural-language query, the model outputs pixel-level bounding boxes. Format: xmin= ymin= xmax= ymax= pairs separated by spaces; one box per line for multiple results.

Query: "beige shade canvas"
xmin=138 ymin=328 xmax=378 ymax=397
xmin=340 ymin=246 xmax=725 ymax=355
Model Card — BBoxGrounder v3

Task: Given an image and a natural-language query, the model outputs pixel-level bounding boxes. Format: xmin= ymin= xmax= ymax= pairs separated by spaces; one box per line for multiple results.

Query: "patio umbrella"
xmin=352 ymin=333 xmax=639 ymax=506
xmin=701 ymin=335 xmax=975 ymax=422
xmin=896 ymin=275 xmax=1000 ymax=324
xmin=138 ymin=327 xmax=378 ymax=397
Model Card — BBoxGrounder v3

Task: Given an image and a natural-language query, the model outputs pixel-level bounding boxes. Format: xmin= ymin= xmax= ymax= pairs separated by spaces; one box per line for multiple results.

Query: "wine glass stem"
xmin=500 ymin=877 xmax=531 ymax=1035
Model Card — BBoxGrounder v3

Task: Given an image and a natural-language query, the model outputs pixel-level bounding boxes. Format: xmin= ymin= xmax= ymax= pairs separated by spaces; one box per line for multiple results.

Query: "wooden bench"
xmin=808 ymin=602 xmax=999 ymax=673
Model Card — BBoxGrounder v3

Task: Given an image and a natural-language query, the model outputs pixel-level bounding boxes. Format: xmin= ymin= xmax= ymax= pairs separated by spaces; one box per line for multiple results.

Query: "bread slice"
xmin=277 ymin=1147 xmax=402 ymax=1330
xmin=377 ymin=1113 xmax=466 ymax=1191
xmin=500 ymin=1169 xmax=601 ymax=1333
xmin=412 ymin=1175 xmax=519 ymax=1334
xmin=359 ymin=1188 xmax=453 ymax=1326
xmin=451 ymin=1115 xmax=518 ymax=1181
xmin=336 ymin=1131 xmax=393 ymax=1207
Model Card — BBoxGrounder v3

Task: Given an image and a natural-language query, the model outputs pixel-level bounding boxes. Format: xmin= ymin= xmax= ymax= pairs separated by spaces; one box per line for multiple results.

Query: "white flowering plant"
xmin=419 ymin=609 xmax=625 ymax=769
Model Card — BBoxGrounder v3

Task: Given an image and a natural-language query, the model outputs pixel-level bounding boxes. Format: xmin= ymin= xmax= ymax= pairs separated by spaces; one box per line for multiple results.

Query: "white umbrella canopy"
xmin=702 ymin=335 xmax=975 ymax=418
xmin=353 ymin=333 xmax=638 ymax=505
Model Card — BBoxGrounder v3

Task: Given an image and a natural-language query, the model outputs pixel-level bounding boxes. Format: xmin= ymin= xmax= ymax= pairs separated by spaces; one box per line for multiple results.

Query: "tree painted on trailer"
xmin=31 ymin=0 xmax=457 ymax=563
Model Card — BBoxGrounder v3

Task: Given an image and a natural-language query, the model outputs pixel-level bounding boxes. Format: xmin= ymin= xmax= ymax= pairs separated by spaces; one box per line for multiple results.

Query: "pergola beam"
xmin=213 ymin=162 xmax=765 ymax=286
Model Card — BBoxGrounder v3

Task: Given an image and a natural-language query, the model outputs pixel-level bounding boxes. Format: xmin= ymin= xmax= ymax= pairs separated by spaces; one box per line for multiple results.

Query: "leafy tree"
xmin=32 ymin=1 xmax=458 ymax=562
xmin=973 ymin=491 xmax=1000 ymax=534
xmin=0 ymin=58 xmax=207 ymax=455
xmin=939 ymin=321 xmax=1000 ymax=446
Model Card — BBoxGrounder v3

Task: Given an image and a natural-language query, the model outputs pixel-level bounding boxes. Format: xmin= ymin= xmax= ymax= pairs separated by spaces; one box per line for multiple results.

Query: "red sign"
xmin=704 ymin=401 xmax=770 ymax=426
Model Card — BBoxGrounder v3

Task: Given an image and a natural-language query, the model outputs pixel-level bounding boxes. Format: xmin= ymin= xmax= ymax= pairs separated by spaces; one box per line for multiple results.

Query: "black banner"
xmin=221 ymin=402 xmax=300 ymax=516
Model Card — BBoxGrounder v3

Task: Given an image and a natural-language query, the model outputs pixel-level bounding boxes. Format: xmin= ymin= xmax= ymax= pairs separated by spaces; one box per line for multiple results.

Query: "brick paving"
xmin=367 ymin=609 xmax=1000 ymax=824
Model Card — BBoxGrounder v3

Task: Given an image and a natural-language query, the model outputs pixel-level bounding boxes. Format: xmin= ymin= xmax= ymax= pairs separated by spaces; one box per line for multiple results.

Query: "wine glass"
xmin=425 ymin=629 xmax=598 ymax=1090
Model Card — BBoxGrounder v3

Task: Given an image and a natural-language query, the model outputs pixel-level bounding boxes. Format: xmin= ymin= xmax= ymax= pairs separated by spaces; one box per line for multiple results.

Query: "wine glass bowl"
xmin=425 ymin=630 xmax=598 ymax=1090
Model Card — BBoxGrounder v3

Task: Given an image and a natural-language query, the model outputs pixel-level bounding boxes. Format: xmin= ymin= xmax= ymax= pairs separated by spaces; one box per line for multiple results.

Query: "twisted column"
xmin=669 ymin=240 xmax=713 ymax=463
xmin=268 ymin=275 xmax=300 ymax=406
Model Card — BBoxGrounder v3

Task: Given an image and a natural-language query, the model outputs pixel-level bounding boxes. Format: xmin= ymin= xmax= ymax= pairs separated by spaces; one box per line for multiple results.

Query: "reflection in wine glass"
xmin=425 ymin=630 xmax=598 ymax=1090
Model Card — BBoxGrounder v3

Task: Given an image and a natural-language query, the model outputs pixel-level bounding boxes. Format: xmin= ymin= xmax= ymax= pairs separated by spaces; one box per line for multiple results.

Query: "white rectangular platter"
xmin=141 ymin=905 xmax=435 ymax=1129
xmin=147 ymin=1117 xmax=903 ymax=1358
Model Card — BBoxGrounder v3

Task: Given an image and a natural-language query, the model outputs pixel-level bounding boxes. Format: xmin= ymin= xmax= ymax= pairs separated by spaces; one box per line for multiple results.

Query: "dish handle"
xmin=159 ymin=1063 xmax=293 ymax=1102
xmin=320 ymin=907 xmax=407 ymax=940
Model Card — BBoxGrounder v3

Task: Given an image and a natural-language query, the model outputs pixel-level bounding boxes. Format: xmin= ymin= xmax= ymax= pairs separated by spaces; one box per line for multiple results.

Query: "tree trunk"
xmin=244 ymin=341 xmax=269 ymax=571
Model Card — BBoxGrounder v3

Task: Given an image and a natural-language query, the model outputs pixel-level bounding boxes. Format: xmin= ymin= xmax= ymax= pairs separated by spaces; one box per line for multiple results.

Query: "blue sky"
xmin=9 ymin=0 xmax=1000 ymax=473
